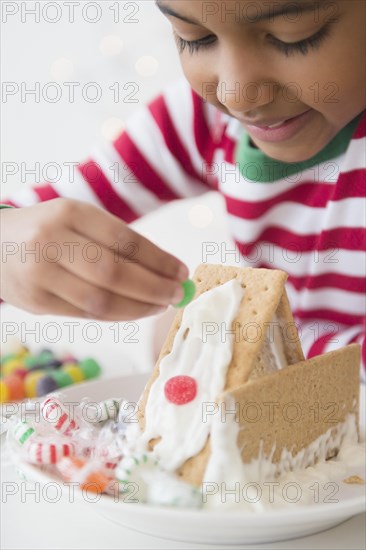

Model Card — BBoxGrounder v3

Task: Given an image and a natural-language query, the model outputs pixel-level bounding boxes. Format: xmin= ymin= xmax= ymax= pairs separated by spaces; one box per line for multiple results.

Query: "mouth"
xmin=236 ymin=110 xmax=314 ymax=143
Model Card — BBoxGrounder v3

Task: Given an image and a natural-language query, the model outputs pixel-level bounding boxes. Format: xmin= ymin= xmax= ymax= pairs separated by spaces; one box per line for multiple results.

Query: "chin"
xmin=261 ymin=147 xmax=321 ymax=163
xmin=258 ymin=137 xmax=332 ymax=164
xmin=256 ymin=124 xmax=339 ymax=164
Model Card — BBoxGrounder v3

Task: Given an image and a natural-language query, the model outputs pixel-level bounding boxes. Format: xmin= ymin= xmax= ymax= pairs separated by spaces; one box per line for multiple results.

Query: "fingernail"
xmin=177 ymin=264 xmax=189 ymax=281
xmin=172 ymin=279 xmax=196 ymax=308
xmin=172 ymin=285 xmax=184 ymax=304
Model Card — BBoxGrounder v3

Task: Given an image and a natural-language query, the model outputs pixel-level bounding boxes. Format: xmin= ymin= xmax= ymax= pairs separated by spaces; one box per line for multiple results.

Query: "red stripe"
xmin=55 ymin=412 xmax=67 ymax=431
xmin=70 ymin=420 xmax=76 ymax=431
xmin=191 ymin=89 xmax=216 ymax=163
xmin=43 ymin=400 xmax=57 ymax=420
xmin=288 ymin=272 xmax=365 ymax=294
xmin=36 ymin=443 xmax=42 ymax=463
xmin=295 ymin=309 xmax=364 ymax=326
xmin=349 ymin=333 xmax=362 ymax=345
xmin=1 ymin=200 xmax=17 ymax=207
xmin=307 ymin=332 xmax=335 ymax=358
xmin=224 ymin=184 xmax=331 ymax=220
xmin=236 ymin=227 xmax=366 ymax=254
xmin=65 ymin=419 xmax=77 ymax=436
xmin=221 ymin=133 xmax=236 ymax=164
xmin=78 ymin=160 xmax=138 ymax=223
xmin=333 ymin=169 xmax=366 ymax=199
xmin=352 ymin=111 xmax=366 ymax=139
xmin=148 ymin=96 xmax=212 ymax=187
xmin=33 ymin=184 xmax=60 ymax=202
xmin=251 ymin=261 xmax=365 ymax=293
xmin=63 ymin=444 xmax=71 ymax=457
xmin=228 ymin=173 xmax=365 ymax=217
xmin=50 ymin=444 xmax=57 ymax=464
xmin=113 ymin=133 xmax=181 ymax=202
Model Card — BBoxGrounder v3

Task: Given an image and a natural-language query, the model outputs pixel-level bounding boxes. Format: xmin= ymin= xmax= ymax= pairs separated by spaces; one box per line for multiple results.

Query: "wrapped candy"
xmin=41 ymin=396 xmax=79 ymax=436
xmin=27 ymin=440 xmax=75 ymax=465
xmin=8 ymin=392 xmax=202 ymax=508
xmin=57 ymin=456 xmax=112 ymax=493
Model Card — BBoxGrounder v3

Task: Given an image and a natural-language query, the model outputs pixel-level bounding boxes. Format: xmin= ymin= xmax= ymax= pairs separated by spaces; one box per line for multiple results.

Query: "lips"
xmin=237 ymin=110 xmax=314 ymax=143
xmin=239 ymin=112 xmax=307 ymax=128
xmin=265 ymin=120 xmax=288 ymax=129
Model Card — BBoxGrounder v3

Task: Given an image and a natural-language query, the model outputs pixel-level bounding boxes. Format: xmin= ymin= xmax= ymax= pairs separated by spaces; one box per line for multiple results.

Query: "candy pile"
xmin=0 ymin=346 xmax=101 ymax=403
xmin=7 ymin=392 xmax=202 ymax=507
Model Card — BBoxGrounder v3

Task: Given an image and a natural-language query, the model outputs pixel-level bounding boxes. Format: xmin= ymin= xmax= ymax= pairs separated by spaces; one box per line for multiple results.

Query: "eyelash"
xmin=175 ymin=20 xmax=337 ymax=57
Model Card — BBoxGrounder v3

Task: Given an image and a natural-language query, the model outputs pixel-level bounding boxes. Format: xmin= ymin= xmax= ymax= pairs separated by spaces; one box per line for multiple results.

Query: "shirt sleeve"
xmin=1 ymin=79 xmax=220 ymax=221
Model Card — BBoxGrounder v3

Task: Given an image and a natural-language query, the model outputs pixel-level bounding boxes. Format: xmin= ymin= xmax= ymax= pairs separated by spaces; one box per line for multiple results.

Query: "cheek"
xmin=180 ymin=56 xmax=219 ymax=103
xmin=284 ymin=16 xmax=366 ymax=123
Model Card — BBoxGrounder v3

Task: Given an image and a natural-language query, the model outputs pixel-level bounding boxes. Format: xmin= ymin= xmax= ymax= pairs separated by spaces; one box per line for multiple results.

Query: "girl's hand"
xmin=0 ymin=198 xmax=189 ymax=320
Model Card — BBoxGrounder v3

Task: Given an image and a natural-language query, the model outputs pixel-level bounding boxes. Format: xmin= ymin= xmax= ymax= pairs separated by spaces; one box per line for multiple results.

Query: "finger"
xmin=56 ymin=229 xmax=185 ymax=307
xmin=66 ymin=200 xmax=189 ymax=282
xmin=38 ymin=262 xmax=167 ymax=321
xmin=34 ymin=292 xmax=94 ymax=319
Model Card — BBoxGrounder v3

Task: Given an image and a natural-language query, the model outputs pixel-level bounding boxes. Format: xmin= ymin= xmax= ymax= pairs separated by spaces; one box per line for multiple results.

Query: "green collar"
xmin=234 ymin=112 xmax=363 ymax=183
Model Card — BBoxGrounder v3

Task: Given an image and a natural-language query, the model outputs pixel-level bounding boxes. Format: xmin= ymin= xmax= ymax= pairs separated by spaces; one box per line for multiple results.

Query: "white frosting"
xmin=140 ymin=279 xmax=244 ymax=471
xmin=203 ymin=395 xmax=363 ymax=510
xmin=269 ymin=314 xmax=288 ymax=370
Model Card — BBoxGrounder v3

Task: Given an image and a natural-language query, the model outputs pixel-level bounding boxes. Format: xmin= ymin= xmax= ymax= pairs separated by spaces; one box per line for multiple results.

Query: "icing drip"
xmin=140 ymin=280 xmax=244 ymax=471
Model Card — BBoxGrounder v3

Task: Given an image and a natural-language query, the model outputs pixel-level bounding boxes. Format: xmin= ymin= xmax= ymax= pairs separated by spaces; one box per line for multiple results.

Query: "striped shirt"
xmin=4 ymin=79 xmax=366 ymax=376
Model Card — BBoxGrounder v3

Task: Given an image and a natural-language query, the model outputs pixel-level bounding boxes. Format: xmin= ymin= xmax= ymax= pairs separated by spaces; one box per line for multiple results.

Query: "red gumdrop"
xmin=5 ymin=374 xmax=25 ymax=400
xmin=13 ymin=368 xmax=28 ymax=380
xmin=164 ymin=375 xmax=197 ymax=405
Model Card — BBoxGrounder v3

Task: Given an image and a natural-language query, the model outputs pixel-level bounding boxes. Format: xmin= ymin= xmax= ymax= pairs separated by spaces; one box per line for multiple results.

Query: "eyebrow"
xmin=155 ymin=1 xmax=322 ymax=25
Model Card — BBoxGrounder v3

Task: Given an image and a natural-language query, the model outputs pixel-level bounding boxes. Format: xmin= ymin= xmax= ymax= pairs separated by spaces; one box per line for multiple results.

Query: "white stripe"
xmin=298 ymin=320 xmax=349 ymax=357
xmin=237 ymin=243 xmax=365 ymax=278
xmin=51 ymin=170 xmax=102 ymax=207
xmin=340 ymin=136 xmax=366 ymax=173
xmin=227 ymin=197 xmax=366 ymax=242
xmin=164 ymin=79 xmax=207 ymax=177
xmin=324 ymin=326 xmax=364 ymax=353
xmin=8 ymin=187 xmax=39 ymax=207
xmin=125 ymin=106 xmax=209 ymax=199
xmin=91 ymin=143 xmax=163 ymax=217
xmin=225 ymin=117 xmax=244 ymax=141
xmin=294 ymin=288 xmax=365 ymax=316
xmin=205 ymin=102 xmax=222 ymax=134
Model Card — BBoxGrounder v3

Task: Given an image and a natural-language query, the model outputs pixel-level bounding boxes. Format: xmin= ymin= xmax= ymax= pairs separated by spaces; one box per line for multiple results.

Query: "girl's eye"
xmin=268 ymin=19 xmax=338 ymax=56
xmin=175 ymin=34 xmax=217 ymax=54
xmin=175 ymin=17 xmax=338 ymax=57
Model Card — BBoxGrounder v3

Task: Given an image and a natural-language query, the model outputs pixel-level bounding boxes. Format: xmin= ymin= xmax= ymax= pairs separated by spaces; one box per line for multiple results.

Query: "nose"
xmin=215 ymin=46 xmax=275 ymax=114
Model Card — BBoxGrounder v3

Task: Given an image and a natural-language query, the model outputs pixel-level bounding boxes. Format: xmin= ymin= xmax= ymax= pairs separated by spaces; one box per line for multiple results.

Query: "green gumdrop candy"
xmin=173 ymin=279 xmax=196 ymax=308
xmin=79 ymin=358 xmax=102 ymax=379
xmin=50 ymin=370 xmax=73 ymax=388
xmin=38 ymin=351 xmax=55 ymax=365
xmin=24 ymin=355 xmax=42 ymax=369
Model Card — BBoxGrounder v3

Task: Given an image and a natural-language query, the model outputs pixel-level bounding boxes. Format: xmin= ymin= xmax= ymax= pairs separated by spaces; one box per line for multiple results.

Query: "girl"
xmin=1 ymin=1 xmax=365 ymax=373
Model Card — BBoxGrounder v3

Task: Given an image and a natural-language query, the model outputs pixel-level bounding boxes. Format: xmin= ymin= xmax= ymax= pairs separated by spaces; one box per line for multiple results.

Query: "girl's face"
xmin=157 ymin=0 xmax=366 ymax=162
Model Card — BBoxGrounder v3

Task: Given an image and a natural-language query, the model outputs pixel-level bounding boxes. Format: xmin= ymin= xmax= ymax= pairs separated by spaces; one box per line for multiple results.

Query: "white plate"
xmin=11 ymin=374 xmax=366 ymax=545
